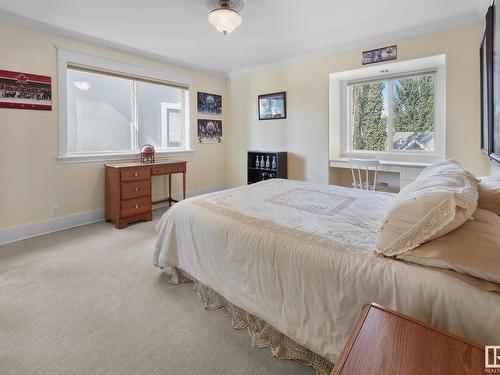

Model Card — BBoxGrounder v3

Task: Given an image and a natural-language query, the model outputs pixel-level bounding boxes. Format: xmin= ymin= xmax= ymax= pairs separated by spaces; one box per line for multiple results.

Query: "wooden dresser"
xmin=105 ymin=160 xmax=186 ymax=229
xmin=332 ymin=303 xmax=485 ymax=375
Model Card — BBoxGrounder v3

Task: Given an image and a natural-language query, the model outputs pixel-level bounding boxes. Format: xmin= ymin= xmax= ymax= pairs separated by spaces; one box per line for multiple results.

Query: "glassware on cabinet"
xmin=260 ymin=155 xmax=265 ymax=168
xmin=265 ymin=156 xmax=270 ymax=169
xmin=255 ymin=155 xmax=260 ymax=168
xmin=271 ymin=156 xmax=276 ymax=170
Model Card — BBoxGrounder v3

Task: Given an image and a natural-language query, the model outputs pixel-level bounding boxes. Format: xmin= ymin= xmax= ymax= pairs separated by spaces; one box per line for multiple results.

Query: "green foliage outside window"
xmin=351 ymin=75 xmax=435 ymax=152
xmin=351 ymin=82 xmax=387 ymax=151
xmin=393 ymin=76 xmax=435 ymax=132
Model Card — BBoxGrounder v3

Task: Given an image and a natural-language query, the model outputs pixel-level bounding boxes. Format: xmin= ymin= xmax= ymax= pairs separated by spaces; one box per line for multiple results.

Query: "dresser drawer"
xmin=121 ymin=197 xmax=151 ymax=218
xmin=121 ymin=181 xmax=151 ymax=200
xmin=151 ymin=163 xmax=185 ymax=175
xmin=121 ymin=167 xmax=151 ymax=182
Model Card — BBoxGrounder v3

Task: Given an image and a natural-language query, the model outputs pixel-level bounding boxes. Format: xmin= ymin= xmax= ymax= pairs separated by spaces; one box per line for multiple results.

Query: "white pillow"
xmin=416 ymin=159 xmax=478 ymax=181
xmin=375 ymin=160 xmax=478 ymax=257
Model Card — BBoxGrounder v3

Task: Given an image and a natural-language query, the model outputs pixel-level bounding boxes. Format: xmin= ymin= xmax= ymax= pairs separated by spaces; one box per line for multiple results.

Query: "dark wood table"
xmin=332 ymin=303 xmax=486 ymax=375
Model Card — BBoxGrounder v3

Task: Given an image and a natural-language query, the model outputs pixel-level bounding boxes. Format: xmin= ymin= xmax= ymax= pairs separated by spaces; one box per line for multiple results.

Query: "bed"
xmin=153 ymin=179 xmax=500 ymax=371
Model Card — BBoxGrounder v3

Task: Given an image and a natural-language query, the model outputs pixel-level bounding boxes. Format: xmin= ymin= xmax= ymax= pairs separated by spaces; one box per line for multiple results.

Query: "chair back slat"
xmin=349 ymin=158 xmax=382 ymax=191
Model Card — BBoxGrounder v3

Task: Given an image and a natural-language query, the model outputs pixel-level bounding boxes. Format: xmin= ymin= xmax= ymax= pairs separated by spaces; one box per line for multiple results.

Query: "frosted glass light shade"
xmin=208 ymin=8 xmax=242 ymax=35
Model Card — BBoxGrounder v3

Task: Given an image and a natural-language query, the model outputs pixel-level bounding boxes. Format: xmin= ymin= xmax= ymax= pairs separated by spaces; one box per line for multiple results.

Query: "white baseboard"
xmin=0 ymin=209 xmax=105 ymax=246
xmin=0 ymin=185 xmax=232 ymax=246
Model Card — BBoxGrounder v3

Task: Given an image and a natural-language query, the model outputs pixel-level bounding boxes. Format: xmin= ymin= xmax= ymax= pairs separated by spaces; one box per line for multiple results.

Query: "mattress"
xmin=153 ymin=179 xmax=500 ymax=362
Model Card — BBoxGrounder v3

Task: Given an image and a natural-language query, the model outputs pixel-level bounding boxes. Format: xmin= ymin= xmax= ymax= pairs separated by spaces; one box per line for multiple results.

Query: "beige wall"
xmin=0 ymin=22 xmax=228 ymax=228
xmin=1 ymin=20 xmax=495 ymax=229
xmin=227 ymin=23 xmax=492 ymax=186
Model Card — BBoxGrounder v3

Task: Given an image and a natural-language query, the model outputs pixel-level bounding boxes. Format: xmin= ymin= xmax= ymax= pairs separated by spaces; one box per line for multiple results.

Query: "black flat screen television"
xmin=490 ymin=1 xmax=500 ymax=163
xmin=480 ymin=4 xmax=493 ymax=155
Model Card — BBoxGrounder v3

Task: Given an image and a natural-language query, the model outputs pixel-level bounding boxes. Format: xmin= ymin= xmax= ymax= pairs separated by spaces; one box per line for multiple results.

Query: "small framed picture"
xmin=258 ymin=92 xmax=286 ymax=120
xmin=0 ymin=69 xmax=52 ymax=110
xmin=362 ymin=45 xmax=397 ymax=65
xmin=197 ymin=91 xmax=222 ymax=116
xmin=198 ymin=119 xmax=222 ymax=144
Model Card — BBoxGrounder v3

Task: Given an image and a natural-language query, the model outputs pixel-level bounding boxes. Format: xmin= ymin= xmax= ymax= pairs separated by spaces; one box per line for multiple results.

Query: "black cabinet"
xmin=247 ymin=151 xmax=287 ymax=184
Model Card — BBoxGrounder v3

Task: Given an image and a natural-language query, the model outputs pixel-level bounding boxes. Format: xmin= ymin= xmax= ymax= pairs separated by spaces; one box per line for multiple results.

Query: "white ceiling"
xmin=0 ymin=0 xmax=488 ymax=76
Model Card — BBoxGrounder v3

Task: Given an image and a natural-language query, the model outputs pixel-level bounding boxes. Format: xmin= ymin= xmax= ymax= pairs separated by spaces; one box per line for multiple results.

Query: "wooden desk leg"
xmin=168 ymin=174 xmax=172 ymax=207
xmin=183 ymin=172 xmax=186 ymax=200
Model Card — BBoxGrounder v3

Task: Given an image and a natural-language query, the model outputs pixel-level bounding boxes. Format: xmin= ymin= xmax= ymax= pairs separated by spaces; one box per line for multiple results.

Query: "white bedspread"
xmin=153 ymin=179 xmax=500 ymax=362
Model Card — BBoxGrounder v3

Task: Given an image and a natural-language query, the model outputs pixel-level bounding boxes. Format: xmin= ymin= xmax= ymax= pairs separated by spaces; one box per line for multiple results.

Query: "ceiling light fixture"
xmin=206 ymin=0 xmax=244 ymax=35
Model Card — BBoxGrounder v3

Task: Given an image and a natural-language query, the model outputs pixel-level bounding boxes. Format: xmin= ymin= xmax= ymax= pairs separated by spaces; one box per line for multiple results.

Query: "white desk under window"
xmin=329 ymin=159 xmax=431 ymax=192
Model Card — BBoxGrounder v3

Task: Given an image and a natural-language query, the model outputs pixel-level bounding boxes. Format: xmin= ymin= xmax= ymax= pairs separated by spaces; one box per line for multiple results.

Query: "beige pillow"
xmin=478 ymin=176 xmax=500 ymax=215
xmin=375 ymin=160 xmax=478 ymax=257
xmin=397 ymin=209 xmax=500 ymax=284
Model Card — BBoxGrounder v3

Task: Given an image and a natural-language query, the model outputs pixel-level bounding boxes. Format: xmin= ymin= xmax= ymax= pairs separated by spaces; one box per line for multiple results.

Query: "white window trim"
xmin=329 ymin=55 xmax=446 ymax=164
xmin=57 ymin=47 xmax=194 ymax=163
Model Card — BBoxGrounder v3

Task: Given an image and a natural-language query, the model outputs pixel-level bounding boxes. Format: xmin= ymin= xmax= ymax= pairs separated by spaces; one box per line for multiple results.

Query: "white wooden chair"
xmin=349 ymin=158 xmax=389 ymax=191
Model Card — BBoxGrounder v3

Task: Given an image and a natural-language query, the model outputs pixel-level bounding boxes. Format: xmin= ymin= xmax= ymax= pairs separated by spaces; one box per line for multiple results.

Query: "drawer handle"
xmin=133 ymin=187 xmax=140 ymax=192
xmin=134 ymin=204 xmax=139 ymax=209
xmin=133 ymin=172 xmax=139 ymax=177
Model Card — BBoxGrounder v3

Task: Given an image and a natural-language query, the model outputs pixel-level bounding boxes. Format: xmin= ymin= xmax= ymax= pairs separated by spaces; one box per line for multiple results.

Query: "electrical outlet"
xmin=50 ymin=205 xmax=60 ymax=217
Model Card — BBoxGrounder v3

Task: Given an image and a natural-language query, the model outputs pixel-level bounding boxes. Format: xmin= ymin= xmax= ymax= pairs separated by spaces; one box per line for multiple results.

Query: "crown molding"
xmin=228 ymin=12 xmax=483 ymax=78
xmin=0 ymin=9 xmax=229 ymax=79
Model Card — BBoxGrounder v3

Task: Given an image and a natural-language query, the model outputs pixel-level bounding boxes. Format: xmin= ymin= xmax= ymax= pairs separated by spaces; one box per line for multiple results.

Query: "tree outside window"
xmin=350 ymin=74 xmax=435 ymax=153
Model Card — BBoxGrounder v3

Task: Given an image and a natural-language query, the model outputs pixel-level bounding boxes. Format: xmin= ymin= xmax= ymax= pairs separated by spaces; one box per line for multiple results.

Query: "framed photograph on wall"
xmin=258 ymin=91 xmax=286 ymax=120
xmin=197 ymin=91 xmax=222 ymax=116
xmin=362 ymin=45 xmax=397 ymax=65
xmin=198 ymin=119 xmax=222 ymax=144
xmin=0 ymin=70 xmax=52 ymax=110
xmin=480 ymin=5 xmax=494 ymax=155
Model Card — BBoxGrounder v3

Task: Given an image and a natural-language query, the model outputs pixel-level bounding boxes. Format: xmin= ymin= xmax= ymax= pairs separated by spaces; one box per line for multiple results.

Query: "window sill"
xmin=57 ymin=150 xmax=195 ymax=164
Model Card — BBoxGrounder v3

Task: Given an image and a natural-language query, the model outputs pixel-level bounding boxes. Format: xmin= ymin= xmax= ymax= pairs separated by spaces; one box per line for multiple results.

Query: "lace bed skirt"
xmin=170 ymin=267 xmax=334 ymax=375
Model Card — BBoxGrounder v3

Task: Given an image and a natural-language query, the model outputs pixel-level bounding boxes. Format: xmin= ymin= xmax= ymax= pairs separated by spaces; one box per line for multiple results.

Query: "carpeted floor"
xmin=0 ymin=209 xmax=313 ymax=375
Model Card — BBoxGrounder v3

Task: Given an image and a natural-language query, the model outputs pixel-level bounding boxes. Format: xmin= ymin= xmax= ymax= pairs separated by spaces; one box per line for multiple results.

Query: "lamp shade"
xmin=208 ymin=8 xmax=242 ymax=35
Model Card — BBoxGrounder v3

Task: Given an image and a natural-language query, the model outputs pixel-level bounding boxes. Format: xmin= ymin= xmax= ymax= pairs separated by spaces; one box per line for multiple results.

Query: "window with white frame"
xmin=329 ymin=55 xmax=446 ymax=164
xmin=347 ymin=72 xmax=437 ymax=154
xmin=58 ymin=49 xmax=192 ymax=162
